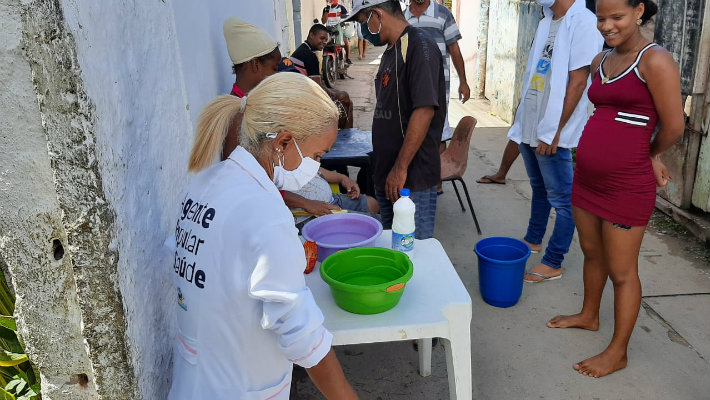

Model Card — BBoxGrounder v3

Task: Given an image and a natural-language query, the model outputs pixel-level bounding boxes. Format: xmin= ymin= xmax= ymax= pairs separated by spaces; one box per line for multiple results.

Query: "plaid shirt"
xmin=405 ymin=1 xmax=462 ymax=94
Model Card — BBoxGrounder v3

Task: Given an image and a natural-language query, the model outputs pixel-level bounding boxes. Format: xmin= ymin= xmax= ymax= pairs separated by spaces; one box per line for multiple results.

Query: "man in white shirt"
xmin=507 ymin=0 xmax=602 ymax=282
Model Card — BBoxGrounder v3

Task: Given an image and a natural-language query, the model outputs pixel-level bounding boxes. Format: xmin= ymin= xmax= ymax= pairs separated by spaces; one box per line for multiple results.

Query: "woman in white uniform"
xmin=168 ymin=72 xmax=358 ymax=399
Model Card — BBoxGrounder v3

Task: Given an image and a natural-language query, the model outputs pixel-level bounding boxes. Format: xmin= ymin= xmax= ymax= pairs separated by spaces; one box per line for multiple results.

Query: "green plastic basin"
xmin=320 ymin=247 xmax=413 ymax=314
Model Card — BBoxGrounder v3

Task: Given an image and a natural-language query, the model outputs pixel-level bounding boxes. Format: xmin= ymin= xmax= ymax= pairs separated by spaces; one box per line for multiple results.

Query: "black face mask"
xmin=362 ymin=11 xmax=385 ymax=47
xmin=361 ymin=22 xmax=385 ymax=46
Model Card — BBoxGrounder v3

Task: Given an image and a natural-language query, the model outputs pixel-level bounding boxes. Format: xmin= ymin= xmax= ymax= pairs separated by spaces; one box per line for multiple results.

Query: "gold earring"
xmin=637 ymin=18 xmax=642 ymax=26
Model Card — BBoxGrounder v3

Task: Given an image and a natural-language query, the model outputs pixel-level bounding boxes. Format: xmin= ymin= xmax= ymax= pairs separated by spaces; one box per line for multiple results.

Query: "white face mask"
xmin=536 ymin=0 xmax=555 ymax=7
xmin=271 ymin=138 xmax=321 ymax=191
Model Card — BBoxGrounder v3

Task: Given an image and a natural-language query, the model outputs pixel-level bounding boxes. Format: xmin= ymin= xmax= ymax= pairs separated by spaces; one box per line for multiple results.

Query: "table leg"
xmin=442 ymin=328 xmax=472 ymax=400
xmin=417 ymin=338 xmax=432 ymax=377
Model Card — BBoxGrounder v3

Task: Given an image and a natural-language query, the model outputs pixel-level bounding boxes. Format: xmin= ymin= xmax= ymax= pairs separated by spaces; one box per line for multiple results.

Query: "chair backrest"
xmin=441 ymin=116 xmax=477 ymax=180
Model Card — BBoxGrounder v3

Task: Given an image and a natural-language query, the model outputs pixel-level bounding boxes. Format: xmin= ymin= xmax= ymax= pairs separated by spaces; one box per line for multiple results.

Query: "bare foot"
xmin=573 ymin=349 xmax=628 ymax=378
xmin=547 ymin=313 xmax=599 ymax=330
xmin=521 ymin=239 xmax=542 ymax=253
xmin=523 ymin=263 xmax=560 ymax=282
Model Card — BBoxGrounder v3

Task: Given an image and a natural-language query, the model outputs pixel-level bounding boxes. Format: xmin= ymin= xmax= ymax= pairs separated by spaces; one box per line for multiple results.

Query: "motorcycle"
xmin=320 ymin=22 xmax=353 ymax=88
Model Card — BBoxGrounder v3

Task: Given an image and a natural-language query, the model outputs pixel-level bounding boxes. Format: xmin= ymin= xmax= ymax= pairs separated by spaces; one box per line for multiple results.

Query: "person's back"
xmin=173 ymin=73 xmax=358 ymax=399
xmin=405 ymin=1 xmax=460 ymax=98
xmin=169 ymin=150 xmax=321 ymax=399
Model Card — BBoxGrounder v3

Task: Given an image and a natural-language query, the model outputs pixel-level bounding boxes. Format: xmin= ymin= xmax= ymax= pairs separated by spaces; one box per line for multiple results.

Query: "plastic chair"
xmin=441 ymin=116 xmax=482 ymax=235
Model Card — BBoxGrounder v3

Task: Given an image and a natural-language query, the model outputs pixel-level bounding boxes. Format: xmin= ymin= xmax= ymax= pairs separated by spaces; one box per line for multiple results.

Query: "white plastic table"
xmin=305 ymin=230 xmax=473 ymax=400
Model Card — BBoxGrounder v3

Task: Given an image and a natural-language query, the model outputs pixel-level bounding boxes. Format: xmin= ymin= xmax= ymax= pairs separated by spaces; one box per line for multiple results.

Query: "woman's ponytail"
xmin=188 ymin=73 xmax=338 ymax=172
xmin=187 ymin=95 xmax=242 ymax=172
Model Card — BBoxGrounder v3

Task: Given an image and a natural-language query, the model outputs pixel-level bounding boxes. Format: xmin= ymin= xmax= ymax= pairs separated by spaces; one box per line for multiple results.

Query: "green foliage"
xmin=2 ymin=372 xmax=40 ymax=400
xmin=0 ymin=269 xmax=40 ymax=399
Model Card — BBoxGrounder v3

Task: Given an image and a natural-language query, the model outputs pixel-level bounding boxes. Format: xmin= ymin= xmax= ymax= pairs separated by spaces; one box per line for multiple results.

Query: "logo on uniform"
xmin=177 ymin=287 xmax=187 ymax=311
xmin=382 ymin=70 xmax=391 ymax=88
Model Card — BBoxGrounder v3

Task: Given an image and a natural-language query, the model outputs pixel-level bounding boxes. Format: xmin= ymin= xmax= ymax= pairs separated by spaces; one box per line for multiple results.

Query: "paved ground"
xmin=291 ymin=49 xmax=710 ymax=400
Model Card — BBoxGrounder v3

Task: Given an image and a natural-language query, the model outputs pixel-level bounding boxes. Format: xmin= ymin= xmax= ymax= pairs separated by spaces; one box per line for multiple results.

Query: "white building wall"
xmin=0 ymin=1 xmax=99 ymax=398
xmin=451 ymin=0 xmax=481 ymax=96
xmin=59 ymin=1 xmax=194 ymax=398
xmin=171 ymin=0 xmax=295 ymax=126
xmin=3 ymin=1 xmax=293 ymax=398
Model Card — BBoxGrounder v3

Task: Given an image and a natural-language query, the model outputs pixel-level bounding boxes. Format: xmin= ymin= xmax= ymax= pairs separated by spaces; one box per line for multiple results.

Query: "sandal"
xmin=524 ymin=270 xmax=562 ymax=283
xmin=476 ymin=175 xmax=505 ymax=184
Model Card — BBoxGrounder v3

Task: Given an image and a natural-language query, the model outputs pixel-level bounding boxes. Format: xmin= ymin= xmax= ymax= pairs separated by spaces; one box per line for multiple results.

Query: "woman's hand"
xmin=652 ymin=156 xmax=671 ymax=187
xmin=303 ymin=200 xmax=341 ymax=216
xmin=340 ymin=176 xmax=361 ymax=199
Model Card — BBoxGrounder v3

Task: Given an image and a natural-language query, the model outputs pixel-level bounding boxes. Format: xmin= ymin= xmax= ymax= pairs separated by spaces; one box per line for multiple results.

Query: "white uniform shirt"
xmin=167 ymin=146 xmax=332 ymax=400
xmin=507 ymin=0 xmax=603 ymax=148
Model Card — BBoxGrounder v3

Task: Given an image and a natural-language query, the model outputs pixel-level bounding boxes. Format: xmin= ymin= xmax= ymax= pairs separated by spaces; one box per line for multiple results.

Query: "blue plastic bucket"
xmin=474 ymin=237 xmax=531 ymax=308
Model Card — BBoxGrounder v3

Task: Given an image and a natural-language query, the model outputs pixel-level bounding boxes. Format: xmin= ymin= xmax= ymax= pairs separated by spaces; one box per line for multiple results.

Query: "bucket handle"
xmin=386 ymin=283 xmax=405 ymax=292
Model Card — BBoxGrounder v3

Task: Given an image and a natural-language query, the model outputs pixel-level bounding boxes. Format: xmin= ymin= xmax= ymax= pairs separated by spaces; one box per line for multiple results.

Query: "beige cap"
xmin=223 ymin=17 xmax=278 ymax=65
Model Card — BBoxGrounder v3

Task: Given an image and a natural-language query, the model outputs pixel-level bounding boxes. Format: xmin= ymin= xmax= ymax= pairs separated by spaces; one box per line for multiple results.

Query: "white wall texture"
xmin=484 ymin=0 xmax=541 ymax=122
xmin=0 ymin=1 xmax=99 ymax=398
xmin=1 ymin=1 xmax=294 ymax=399
xmin=451 ymin=0 xmax=481 ymax=96
xmin=58 ymin=1 xmax=194 ymax=397
xmin=171 ymin=0 xmax=295 ymax=126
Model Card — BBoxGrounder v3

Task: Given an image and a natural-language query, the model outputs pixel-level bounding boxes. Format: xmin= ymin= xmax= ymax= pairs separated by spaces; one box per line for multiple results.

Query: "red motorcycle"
xmin=321 ymin=23 xmax=351 ymax=88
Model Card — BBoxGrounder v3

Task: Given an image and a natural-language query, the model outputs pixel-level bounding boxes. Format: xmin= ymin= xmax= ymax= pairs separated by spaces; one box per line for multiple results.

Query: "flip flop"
xmin=524 ymin=270 xmax=563 ymax=283
xmin=476 ymin=175 xmax=505 ymax=184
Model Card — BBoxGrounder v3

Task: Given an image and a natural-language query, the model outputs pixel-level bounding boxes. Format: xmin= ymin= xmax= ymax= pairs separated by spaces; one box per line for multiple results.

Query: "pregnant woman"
xmin=546 ymin=0 xmax=685 ymax=378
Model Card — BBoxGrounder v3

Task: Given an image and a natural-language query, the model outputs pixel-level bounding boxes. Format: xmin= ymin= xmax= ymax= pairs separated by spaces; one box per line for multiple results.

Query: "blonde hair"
xmin=187 ymin=73 xmax=338 ymax=172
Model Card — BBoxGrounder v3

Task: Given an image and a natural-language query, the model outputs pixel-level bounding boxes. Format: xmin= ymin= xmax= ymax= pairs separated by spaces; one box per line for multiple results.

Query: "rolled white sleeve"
xmin=247 ymin=220 xmax=333 ymax=368
xmin=568 ymin=15 xmax=603 ymax=72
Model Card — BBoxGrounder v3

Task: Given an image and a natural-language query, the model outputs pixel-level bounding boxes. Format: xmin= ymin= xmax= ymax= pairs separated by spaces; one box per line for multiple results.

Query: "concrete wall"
xmin=690 ymin=0 xmax=710 ymax=212
xmin=451 ymin=0 xmax=481 ymax=97
xmin=172 ymin=0 xmax=294 ymax=126
xmin=654 ymin=0 xmax=707 ymax=209
xmin=0 ymin=0 xmax=293 ymax=399
xmin=484 ymin=0 xmax=541 ymax=123
xmin=0 ymin=1 xmax=101 ymax=398
xmin=300 ymin=0 xmax=325 ymax=38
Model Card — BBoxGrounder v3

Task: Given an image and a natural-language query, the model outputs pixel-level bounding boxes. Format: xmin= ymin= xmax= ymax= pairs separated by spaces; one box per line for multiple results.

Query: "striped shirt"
xmin=323 ymin=4 xmax=349 ymax=27
xmin=405 ymin=1 xmax=462 ymax=93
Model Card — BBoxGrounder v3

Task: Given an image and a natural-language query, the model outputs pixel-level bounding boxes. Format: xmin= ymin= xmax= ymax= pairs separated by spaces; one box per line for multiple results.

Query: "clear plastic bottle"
xmin=392 ymin=188 xmax=416 ymax=253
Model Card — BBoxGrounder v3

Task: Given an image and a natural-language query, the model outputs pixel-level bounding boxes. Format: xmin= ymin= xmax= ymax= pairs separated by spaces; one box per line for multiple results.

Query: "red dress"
xmin=572 ymin=44 xmax=658 ymax=226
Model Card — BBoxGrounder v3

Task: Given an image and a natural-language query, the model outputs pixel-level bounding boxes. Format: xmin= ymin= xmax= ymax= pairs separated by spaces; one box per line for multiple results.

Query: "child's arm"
xmin=320 ymin=169 xmax=361 ymax=199
xmin=283 ymin=191 xmax=340 ymax=216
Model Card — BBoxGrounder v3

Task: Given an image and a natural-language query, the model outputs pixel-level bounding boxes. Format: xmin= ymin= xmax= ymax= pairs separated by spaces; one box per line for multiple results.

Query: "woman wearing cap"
xmin=169 ymin=73 xmax=358 ymax=399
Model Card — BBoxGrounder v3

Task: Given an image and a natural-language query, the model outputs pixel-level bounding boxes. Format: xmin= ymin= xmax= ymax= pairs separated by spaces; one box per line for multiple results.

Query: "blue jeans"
xmin=518 ymin=143 xmax=575 ymax=269
xmin=375 ymin=186 xmax=437 ymax=239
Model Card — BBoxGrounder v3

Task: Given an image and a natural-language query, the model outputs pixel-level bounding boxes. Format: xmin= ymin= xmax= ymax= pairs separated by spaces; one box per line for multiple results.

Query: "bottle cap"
xmin=400 ymin=188 xmax=410 ymax=197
